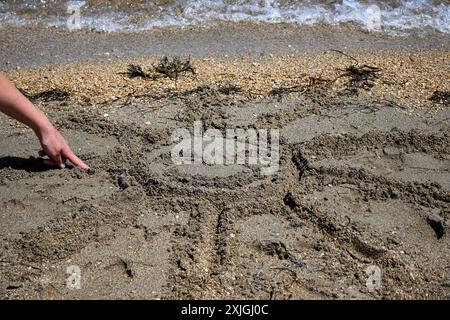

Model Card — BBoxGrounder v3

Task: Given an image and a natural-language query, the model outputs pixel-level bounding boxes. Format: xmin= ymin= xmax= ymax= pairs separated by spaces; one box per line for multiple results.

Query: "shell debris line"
xmin=5 ymin=50 xmax=449 ymax=109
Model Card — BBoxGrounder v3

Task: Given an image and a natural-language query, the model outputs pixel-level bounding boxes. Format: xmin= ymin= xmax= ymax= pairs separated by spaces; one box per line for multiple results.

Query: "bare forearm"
xmin=0 ymin=73 xmax=53 ymax=138
xmin=0 ymin=73 xmax=89 ymax=169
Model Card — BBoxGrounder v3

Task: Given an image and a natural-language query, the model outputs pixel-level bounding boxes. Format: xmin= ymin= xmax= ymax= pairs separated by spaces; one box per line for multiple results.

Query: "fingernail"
xmin=60 ymin=164 xmax=66 ymax=169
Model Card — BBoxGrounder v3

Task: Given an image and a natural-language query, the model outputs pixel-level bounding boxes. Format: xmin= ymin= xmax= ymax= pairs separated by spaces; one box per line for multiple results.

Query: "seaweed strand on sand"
xmin=429 ymin=90 xmax=450 ymax=106
xmin=329 ymin=49 xmax=381 ymax=92
xmin=124 ymin=56 xmax=196 ymax=88
xmin=18 ymin=88 xmax=70 ymax=102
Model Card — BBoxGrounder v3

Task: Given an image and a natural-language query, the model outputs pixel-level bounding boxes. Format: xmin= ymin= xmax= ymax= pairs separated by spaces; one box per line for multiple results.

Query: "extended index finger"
xmin=63 ymin=149 xmax=90 ymax=170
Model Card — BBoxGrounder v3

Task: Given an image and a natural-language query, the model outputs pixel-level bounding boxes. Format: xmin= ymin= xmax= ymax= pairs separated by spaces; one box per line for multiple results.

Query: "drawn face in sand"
xmin=0 ymin=83 xmax=448 ymax=299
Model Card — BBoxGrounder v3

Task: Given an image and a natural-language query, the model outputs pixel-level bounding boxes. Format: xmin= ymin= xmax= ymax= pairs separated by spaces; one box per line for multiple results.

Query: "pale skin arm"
xmin=0 ymin=73 xmax=89 ymax=169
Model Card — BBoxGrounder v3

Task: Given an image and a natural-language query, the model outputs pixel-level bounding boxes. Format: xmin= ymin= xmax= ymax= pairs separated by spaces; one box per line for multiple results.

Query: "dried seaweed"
xmin=429 ymin=90 xmax=449 ymax=106
xmin=337 ymin=64 xmax=381 ymax=90
xmin=329 ymin=49 xmax=382 ymax=93
xmin=268 ymin=76 xmax=332 ymax=99
xmin=19 ymin=88 xmax=70 ymax=102
xmin=153 ymin=56 xmax=196 ymax=80
xmin=269 ymin=85 xmax=303 ymax=96
xmin=126 ymin=64 xmax=150 ymax=79
xmin=269 ymin=50 xmax=381 ymax=99
xmin=124 ymin=56 xmax=196 ymax=88
xmin=216 ymin=84 xmax=242 ymax=95
xmin=125 ymin=64 xmax=163 ymax=80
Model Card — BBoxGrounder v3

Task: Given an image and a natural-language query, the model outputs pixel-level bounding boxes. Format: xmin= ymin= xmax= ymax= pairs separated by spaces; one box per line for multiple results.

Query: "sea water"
xmin=0 ymin=0 xmax=448 ymax=34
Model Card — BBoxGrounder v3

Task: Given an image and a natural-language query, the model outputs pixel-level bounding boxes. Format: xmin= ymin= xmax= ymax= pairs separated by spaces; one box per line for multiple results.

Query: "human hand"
xmin=0 ymin=73 xmax=90 ymax=170
xmin=37 ymin=125 xmax=90 ymax=170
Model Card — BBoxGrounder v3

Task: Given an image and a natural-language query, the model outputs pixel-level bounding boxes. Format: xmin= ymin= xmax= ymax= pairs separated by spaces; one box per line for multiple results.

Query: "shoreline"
xmin=1 ymin=23 xmax=449 ymax=70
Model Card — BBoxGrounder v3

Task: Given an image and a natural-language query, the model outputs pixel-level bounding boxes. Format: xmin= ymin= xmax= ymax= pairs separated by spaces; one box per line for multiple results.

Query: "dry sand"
xmin=0 ymin=25 xmax=449 ymax=299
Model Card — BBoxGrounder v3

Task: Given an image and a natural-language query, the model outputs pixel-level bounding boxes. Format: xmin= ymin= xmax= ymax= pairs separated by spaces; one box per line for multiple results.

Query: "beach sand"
xmin=0 ymin=24 xmax=449 ymax=299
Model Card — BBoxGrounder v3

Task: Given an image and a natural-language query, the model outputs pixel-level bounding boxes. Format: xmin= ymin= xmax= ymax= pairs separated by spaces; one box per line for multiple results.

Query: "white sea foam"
xmin=0 ymin=0 xmax=448 ymax=34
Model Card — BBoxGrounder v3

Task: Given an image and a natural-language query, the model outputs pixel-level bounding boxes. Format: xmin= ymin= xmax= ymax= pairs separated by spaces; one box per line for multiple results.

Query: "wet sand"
xmin=1 ymin=23 xmax=449 ymax=69
xmin=0 ymin=25 xmax=449 ymax=299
